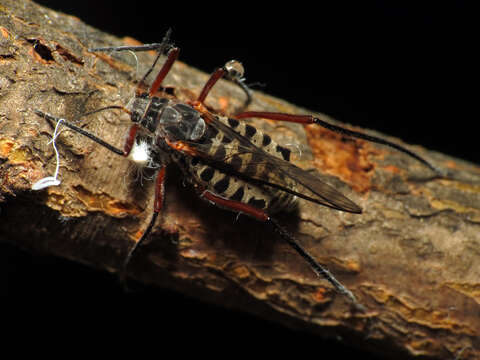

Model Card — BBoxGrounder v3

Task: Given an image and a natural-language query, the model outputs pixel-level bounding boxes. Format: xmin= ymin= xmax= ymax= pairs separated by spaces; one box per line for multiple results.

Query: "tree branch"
xmin=1 ymin=1 xmax=479 ymax=359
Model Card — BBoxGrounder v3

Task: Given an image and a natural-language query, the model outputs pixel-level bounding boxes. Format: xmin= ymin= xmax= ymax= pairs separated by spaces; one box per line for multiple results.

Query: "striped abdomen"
xmin=178 ymin=116 xmax=298 ymax=214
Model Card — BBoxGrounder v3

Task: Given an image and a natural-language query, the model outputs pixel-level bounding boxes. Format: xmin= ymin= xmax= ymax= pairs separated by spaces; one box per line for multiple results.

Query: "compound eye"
xmin=224 ymin=60 xmax=245 ymax=81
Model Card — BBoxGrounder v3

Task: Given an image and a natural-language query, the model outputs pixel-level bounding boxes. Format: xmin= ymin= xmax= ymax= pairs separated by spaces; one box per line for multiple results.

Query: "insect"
xmin=34 ymin=30 xmax=440 ymax=308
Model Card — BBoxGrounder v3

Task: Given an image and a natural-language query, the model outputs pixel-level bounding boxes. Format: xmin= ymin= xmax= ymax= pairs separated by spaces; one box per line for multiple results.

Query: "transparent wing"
xmin=183 ymin=117 xmax=362 ymax=213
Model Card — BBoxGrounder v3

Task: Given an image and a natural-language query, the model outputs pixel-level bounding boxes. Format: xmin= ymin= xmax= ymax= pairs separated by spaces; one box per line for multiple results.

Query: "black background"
xmin=1 ymin=1 xmax=475 ymax=358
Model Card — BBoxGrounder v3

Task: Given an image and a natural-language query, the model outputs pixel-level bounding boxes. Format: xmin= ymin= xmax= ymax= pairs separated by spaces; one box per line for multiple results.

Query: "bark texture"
xmin=1 ymin=1 xmax=479 ymax=359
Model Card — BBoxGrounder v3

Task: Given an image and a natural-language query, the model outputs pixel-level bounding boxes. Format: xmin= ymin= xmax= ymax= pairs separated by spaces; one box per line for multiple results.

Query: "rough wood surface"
xmin=1 ymin=1 xmax=479 ymax=359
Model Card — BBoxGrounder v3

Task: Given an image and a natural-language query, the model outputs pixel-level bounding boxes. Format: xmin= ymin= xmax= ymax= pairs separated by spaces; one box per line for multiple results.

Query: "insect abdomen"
xmin=190 ymin=161 xmax=296 ymax=214
xmin=182 ymin=118 xmax=298 ymax=214
xmin=220 ymin=117 xmax=292 ymax=162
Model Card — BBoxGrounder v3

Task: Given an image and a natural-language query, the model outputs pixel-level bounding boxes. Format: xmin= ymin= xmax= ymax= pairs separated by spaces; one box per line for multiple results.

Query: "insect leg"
xmin=88 ymin=28 xmax=172 ymax=53
xmin=268 ymin=218 xmax=364 ymax=311
xmin=122 ymin=165 xmax=166 ymax=278
xmin=196 ymin=60 xmax=252 ymax=111
xmin=89 ymin=30 xmax=176 ymax=96
xmin=200 ymin=189 xmax=362 ymax=309
xmin=235 ymin=111 xmax=441 ymax=175
xmin=196 ymin=67 xmax=226 ymax=104
xmin=147 ymin=47 xmax=180 ymax=97
xmin=201 ymin=190 xmax=269 ymax=221
xmin=123 ymin=124 xmax=139 ymax=156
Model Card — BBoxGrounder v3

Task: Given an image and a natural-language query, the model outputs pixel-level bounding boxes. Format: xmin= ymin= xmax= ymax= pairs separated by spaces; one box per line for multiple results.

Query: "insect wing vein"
xmin=183 ymin=117 xmax=362 ymax=213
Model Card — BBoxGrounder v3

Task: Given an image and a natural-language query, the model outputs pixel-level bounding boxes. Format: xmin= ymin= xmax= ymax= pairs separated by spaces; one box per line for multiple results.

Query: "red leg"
xmin=201 ymin=190 xmax=269 ymax=222
xmin=122 ymin=124 xmax=139 ymax=156
xmin=198 ymin=188 xmax=362 ymax=308
xmin=154 ymin=165 xmax=166 ymax=213
xmin=197 ymin=67 xmax=227 ymax=104
xmin=235 ymin=111 xmax=315 ymax=124
xmin=234 ymin=111 xmax=439 ymax=173
xmin=122 ymin=165 xmax=166 ymax=276
xmin=89 ymin=30 xmax=175 ymax=97
xmin=147 ymin=47 xmax=180 ymax=97
xmin=196 ymin=60 xmax=252 ymax=111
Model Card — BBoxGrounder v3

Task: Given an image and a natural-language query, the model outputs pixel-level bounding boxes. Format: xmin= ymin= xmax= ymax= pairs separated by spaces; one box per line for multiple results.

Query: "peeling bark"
xmin=1 ymin=1 xmax=479 ymax=359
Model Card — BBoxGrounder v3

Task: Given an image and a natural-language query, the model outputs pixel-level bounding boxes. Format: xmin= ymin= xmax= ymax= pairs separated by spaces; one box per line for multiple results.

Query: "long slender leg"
xmin=123 ymin=124 xmax=139 ymax=156
xmin=89 ymin=29 xmax=176 ymax=96
xmin=196 ymin=67 xmax=226 ymax=104
xmin=121 ymin=165 xmax=166 ymax=277
xmin=234 ymin=111 xmax=441 ymax=174
xmin=197 ymin=60 xmax=252 ymax=112
xmin=201 ymin=189 xmax=268 ymax=222
xmin=148 ymin=47 xmax=179 ymax=97
xmin=88 ymin=28 xmax=172 ymax=53
xmin=268 ymin=218 xmax=364 ymax=311
xmin=200 ymin=189 xmax=362 ymax=309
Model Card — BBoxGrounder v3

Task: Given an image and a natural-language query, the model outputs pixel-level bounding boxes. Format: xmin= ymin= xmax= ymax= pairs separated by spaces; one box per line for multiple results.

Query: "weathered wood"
xmin=1 ymin=1 xmax=479 ymax=359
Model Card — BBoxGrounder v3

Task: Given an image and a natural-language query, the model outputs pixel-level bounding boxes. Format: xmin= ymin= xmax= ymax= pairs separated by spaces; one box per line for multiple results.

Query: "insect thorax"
xmin=131 ymin=94 xmax=206 ymax=142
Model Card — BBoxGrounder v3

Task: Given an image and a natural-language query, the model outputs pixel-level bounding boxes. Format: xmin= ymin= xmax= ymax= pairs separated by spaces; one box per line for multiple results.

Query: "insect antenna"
xmin=79 ymin=105 xmax=131 ymax=118
xmin=88 ymin=28 xmax=173 ymax=54
xmin=34 ymin=110 xmax=125 ymax=156
xmin=268 ymin=217 xmax=365 ymax=311
xmin=235 ymin=111 xmax=444 ymax=176
xmin=311 ymin=116 xmax=443 ymax=175
xmin=89 ymin=29 xmax=174 ymax=96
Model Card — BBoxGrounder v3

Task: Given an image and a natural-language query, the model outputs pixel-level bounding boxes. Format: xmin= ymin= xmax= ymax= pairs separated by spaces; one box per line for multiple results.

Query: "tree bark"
xmin=1 ymin=1 xmax=479 ymax=359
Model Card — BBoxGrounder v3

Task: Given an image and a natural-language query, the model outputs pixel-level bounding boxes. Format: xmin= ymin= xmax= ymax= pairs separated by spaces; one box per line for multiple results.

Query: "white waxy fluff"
xmin=127 ymin=140 xmax=151 ymax=168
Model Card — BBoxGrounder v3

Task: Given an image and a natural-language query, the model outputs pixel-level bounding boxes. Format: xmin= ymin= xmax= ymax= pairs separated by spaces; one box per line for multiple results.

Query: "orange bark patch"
xmin=0 ymin=26 xmax=10 ymax=38
xmin=305 ymin=124 xmax=377 ymax=193
xmin=217 ymin=96 xmax=230 ymax=113
xmin=90 ymin=52 xmax=133 ymax=73
xmin=122 ymin=37 xmax=143 ymax=47
xmin=383 ymin=164 xmax=401 ymax=174
xmin=0 ymin=138 xmax=14 ymax=157
xmin=0 ymin=139 xmax=32 ymax=163
xmin=55 ymin=43 xmax=84 ymax=65
xmin=232 ymin=265 xmax=251 ymax=279
xmin=313 ymin=287 xmax=328 ymax=302
xmin=74 ymin=185 xmax=142 ymax=217
xmin=121 ymin=36 xmax=158 ymax=58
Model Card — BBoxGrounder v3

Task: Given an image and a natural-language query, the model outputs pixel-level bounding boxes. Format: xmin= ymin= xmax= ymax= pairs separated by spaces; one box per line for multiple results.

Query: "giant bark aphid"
xmin=34 ymin=31 xmax=440 ymax=307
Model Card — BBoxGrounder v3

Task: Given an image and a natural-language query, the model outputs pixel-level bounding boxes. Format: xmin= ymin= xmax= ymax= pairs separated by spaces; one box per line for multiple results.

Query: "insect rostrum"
xmin=34 ymin=30 xmax=439 ymax=309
